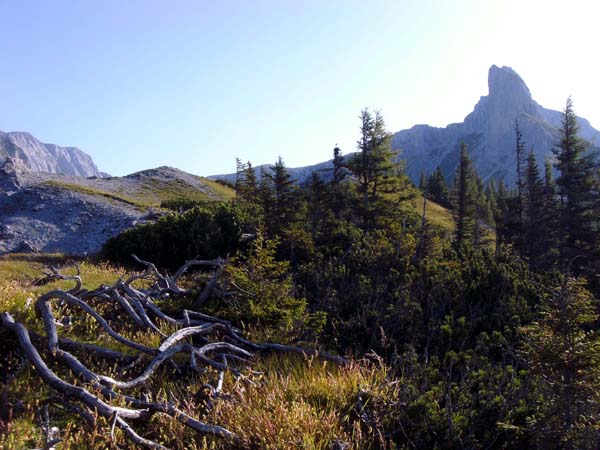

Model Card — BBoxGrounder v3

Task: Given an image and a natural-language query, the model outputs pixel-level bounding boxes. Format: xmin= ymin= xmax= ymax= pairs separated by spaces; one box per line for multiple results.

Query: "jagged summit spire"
xmin=487 ymin=65 xmax=532 ymax=101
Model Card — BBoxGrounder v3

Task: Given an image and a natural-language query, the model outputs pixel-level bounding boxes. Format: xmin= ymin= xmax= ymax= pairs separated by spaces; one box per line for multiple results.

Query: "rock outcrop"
xmin=0 ymin=130 xmax=104 ymax=178
xmin=0 ymin=161 xmax=232 ymax=256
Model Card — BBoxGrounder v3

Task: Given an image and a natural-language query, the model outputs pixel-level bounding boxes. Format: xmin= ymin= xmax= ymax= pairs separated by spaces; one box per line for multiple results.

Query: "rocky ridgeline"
xmin=0 ymin=158 xmax=143 ymax=255
xmin=0 ymin=160 xmax=226 ymax=256
xmin=0 ymin=130 xmax=105 ymax=178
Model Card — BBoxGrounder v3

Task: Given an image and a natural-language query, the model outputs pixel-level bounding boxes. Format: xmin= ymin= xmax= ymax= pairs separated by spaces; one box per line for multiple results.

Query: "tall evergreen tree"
xmin=553 ymin=98 xmax=599 ymax=273
xmin=452 ymin=142 xmax=477 ymax=251
xmin=492 ymin=179 xmax=509 ymax=250
xmin=306 ymin=171 xmax=331 ymax=239
xmin=473 ymin=176 xmax=493 ymax=249
xmin=331 ymin=146 xmax=349 ymax=219
xmin=346 ymin=109 xmax=413 ymax=229
xmin=540 ymin=158 xmax=560 ymax=268
xmin=515 ymin=120 xmax=527 ymax=226
xmin=264 ymin=157 xmax=297 ymax=237
xmin=235 ymin=161 xmax=263 ymax=228
xmin=419 ymin=171 xmax=427 ymax=192
xmin=426 ymin=166 xmax=451 ymax=207
xmin=524 ymin=151 xmax=546 ymax=269
xmin=235 ymin=157 xmax=245 ymax=201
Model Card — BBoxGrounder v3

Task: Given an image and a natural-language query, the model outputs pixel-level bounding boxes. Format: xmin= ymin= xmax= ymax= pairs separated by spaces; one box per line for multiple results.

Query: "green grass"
xmin=43 ymin=180 xmax=151 ymax=209
xmin=410 ymin=193 xmax=454 ymax=231
xmin=196 ymin=177 xmax=236 ymax=201
xmin=43 ymin=176 xmax=235 ymax=210
xmin=424 ymin=197 xmax=454 ymax=230
xmin=0 ymin=256 xmax=392 ymax=450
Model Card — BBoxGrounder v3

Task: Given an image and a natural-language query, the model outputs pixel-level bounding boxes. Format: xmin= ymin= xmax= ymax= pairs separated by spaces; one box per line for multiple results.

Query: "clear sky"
xmin=1 ymin=0 xmax=598 ymax=176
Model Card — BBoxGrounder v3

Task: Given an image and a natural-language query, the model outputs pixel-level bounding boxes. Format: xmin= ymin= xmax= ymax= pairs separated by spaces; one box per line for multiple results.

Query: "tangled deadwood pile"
xmin=1 ymin=256 xmax=344 ymax=449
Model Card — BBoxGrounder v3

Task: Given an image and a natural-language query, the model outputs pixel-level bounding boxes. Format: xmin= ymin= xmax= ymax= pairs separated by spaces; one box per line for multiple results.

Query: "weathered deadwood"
xmin=1 ymin=257 xmax=344 ymax=449
xmin=171 ymin=257 xmax=224 ymax=284
xmin=36 ymin=290 xmax=156 ymax=354
xmin=28 ymin=331 xmax=137 ymax=363
xmin=2 ymin=312 xmax=240 ymax=447
xmin=33 ymin=264 xmax=82 ymax=294
xmin=192 ymin=262 xmax=225 ymax=308
xmin=1 ymin=313 xmax=149 ymax=421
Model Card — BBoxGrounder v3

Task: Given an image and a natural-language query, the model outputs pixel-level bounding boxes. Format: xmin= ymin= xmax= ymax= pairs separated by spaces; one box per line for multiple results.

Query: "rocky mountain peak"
xmin=388 ymin=65 xmax=600 ymax=185
xmin=463 ymin=65 xmax=537 ymax=137
xmin=487 ymin=65 xmax=532 ymax=102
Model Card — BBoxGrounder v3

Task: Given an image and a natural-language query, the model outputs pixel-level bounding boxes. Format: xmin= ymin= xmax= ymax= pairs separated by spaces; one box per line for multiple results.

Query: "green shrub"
xmin=102 ymin=202 xmax=241 ymax=270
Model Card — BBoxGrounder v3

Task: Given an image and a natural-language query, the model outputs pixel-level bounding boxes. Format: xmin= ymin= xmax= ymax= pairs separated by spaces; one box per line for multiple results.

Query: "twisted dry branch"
xmin=1 ymin=256 xmax=345 ymax=449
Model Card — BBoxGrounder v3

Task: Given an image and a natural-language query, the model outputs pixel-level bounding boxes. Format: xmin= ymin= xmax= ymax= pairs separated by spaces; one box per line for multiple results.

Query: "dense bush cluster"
xmin=99 ymin=105 xmax=600 ymax=448
xmin=102 ymin=202 xmax=241 ymax=269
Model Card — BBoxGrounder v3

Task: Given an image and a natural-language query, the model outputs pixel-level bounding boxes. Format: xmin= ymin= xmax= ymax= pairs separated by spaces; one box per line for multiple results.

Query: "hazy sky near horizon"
xmin=1 ymin=0 xmax=599 ymax=176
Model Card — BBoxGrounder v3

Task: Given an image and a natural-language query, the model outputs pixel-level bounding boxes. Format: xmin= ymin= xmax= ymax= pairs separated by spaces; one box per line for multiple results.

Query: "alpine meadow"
xmin=1 ymin=2 xmax=600 ymax=449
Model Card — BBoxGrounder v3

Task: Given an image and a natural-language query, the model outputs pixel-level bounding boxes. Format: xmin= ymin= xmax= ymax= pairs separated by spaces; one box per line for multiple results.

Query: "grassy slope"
xmin=44 ymin=176 xmax=235 ymax=210
xmin=0 ymin=256 xmax=388 ymax=450
xmin=423 ymin=196 xmax=454 ymax=230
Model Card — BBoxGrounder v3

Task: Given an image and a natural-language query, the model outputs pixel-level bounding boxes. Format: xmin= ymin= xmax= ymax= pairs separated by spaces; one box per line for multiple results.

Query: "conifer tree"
xmin=524 ymin=151 xmax=545 ymax=269
xmin=331 ymin=146 xmax=349 ymax=219
xmin=419 ymin=171 xmax=426 ymax=192
xmin=426 ymin=166 xmax=450 ymax=207
xmin=259 ymin=167 xmax=275 ymax=234
xmin=553 ymin=98 xmax=599 ymax=273
xmin=264 ymin=157 xmax=297 ymax=237
xmin=235 ymin=157 xmax=245 ymax=201
xmin=346 ymin=109 xmax=413 ymax=229
xmin=235 ymin=161 xmax=263 ymax=228
xmin=540 ymin=158 xmax=560 ymax=268
xmin=473 ymin=176 xmax=493 ymax=249
xmin=515 ymin=120 xmax=527 ymax=226
xmin=520 ymin=278 xmax=600 ymax=448
xmin=492 ymin=179 xmax=509 ymax=250
xmin=306 ymin=171 xmax=331 ymax=239
xmin=452 ymin=142 xmax=476 ymax=251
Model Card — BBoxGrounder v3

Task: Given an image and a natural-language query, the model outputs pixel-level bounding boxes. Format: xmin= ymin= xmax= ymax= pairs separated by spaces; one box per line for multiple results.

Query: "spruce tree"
xmin=235 ymin=157 xmax=245 ymax=201
xmin=236 ymin=161 xmax=263 ymax=229
xmin=524 ymin=151 xmax=545 ymax=269
xmin=306 ymin=171 xmax=331 ymax=239
xmin=426 ymin=166 xmax=451 ymax=207
xmin=264 ymin=157 xmax=297 ymax=237
xmin=520 ymin=278 xmax=600 ymax=448
xmin=452 ymin=142 xmax=476 ymax=251
xmin=492 ymin=179 xmax=509 ymax=250
xmin=346 ymin=109 xmax=413 ymax=230
xmin=515 ymin=120 xmax=527 ymax=226
xmin=331 ymin=146 xmax=349 ymax=219
xmin=473 ymin=176 xmax=494 ymax=249
xmin=553 ymin=98 xmax=599 ymax=273
xmin=419 ymin=171 xmax=426 ymax=192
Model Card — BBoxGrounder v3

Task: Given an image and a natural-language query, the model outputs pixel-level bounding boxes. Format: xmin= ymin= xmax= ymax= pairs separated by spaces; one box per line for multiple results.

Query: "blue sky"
xmin=1 ymin=0 xmax=598 ymax=176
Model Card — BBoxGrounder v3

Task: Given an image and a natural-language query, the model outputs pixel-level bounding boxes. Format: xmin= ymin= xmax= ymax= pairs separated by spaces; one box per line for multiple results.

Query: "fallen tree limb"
xmin=1 ymin=256 xmax=345 ymax=449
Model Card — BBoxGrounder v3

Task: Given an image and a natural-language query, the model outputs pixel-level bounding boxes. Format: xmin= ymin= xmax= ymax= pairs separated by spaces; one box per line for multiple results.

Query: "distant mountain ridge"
xmin=0 ymin=130 xmax=105 ymax=178
xmin=393 ymin=65 xmax=600 ymax=184
xmin=210 ymin=65 xmax=600 ymax=186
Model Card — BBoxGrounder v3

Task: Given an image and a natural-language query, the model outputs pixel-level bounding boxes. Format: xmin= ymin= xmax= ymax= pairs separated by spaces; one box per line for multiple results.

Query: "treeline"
xmin=102 ymin=102 xmax=600 ymax=449
xmin=441 ymin=98 xmax=599 ymax=286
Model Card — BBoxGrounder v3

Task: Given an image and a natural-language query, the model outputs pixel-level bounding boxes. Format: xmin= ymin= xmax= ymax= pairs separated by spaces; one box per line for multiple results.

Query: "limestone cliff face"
xmin=392 ymin=65 xmax=600 ymax=184
xmin=0 ymin=131 xmax=103 ymax=178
